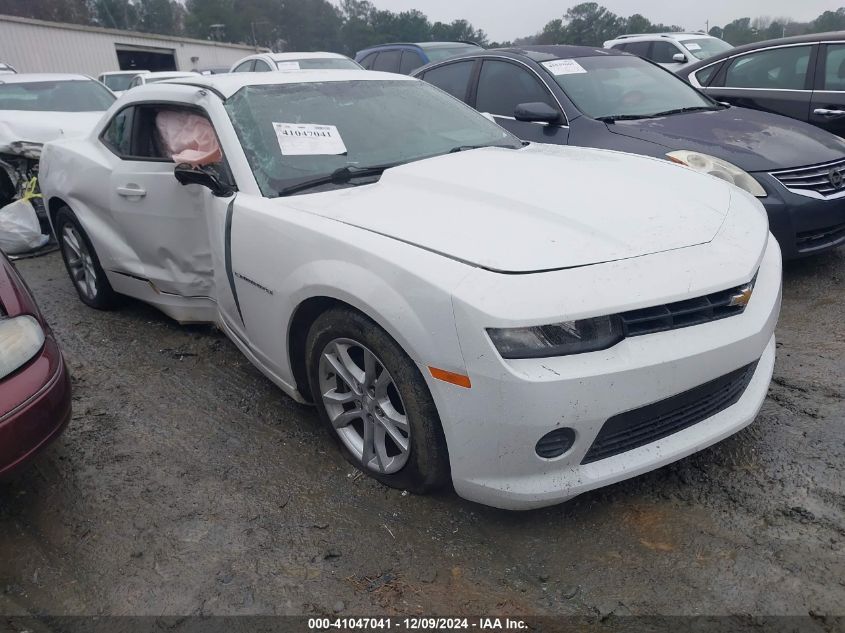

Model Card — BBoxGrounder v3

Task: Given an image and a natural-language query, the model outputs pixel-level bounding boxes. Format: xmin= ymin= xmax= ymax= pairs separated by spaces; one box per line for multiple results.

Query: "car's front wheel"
xmin=55 ymin=206 xmax=119 ymax=310
xmin=306 ymin=307 xmax=450 ymax=494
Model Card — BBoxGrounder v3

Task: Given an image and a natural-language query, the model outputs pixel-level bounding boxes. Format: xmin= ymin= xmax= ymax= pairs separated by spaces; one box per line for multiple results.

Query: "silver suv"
xmin=604 ymin=33 xmax=733 ymax=70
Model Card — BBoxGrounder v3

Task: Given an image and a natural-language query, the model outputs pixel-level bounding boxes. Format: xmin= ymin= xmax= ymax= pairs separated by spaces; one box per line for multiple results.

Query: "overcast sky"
xmin=343 ymin=1 xmax=841 ymax=42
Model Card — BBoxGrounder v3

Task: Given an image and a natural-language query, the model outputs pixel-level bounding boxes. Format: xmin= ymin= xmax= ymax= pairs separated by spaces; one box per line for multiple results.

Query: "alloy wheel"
xmin=318 ymin=338 xmax=411 ymax=474
xmin=61 ymin=225 xmax=98 ymax=300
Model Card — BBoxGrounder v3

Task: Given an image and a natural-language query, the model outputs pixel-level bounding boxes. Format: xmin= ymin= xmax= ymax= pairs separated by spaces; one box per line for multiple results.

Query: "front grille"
xmin=796 ymin=222 xmax=845 ymax=252
xmin=618 ymin=281 xmax=752 ymax=338
xmin=581 ymin=361 xmax=758 ymax=464
xmin=771 ymin=158 xmax=845 ymax=199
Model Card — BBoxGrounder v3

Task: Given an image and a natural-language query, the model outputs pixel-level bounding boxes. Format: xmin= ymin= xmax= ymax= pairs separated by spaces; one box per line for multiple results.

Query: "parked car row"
xmin=412 ymin=44 xmax=845 ymax=259
xmin=0 ymin=32 xmax=842 ymax=510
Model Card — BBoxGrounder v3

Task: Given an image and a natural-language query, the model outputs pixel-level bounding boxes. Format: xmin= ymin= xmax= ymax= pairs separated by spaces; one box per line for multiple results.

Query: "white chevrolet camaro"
xmin=39 ymin=70 xmax=781 ymax=510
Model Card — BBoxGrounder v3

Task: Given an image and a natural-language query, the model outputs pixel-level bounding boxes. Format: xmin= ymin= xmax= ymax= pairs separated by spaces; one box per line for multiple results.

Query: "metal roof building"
xmin=0 ymin=14 xmax=262 ymax=75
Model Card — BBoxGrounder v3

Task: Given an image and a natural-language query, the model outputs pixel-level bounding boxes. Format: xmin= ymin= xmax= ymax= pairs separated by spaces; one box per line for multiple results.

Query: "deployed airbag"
xmin=155 ymin=110 xmax=222 ymax=167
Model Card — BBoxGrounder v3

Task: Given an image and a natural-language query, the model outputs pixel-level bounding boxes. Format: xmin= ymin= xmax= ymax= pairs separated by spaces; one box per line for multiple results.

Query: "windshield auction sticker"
xmin=685 ymin=42 xmax=702 ymax=51
xmin=275 ymin=61 xmax=301 ymax=70
xmin=273 ymin=123 xmax=348 ymax=155
xmin=542 ymin=59 xmax=587 ymax=75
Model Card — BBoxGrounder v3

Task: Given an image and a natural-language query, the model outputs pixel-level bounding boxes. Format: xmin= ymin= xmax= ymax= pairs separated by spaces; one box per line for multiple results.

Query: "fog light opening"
xmin=535 ymin=428 xmax=576 ymax=459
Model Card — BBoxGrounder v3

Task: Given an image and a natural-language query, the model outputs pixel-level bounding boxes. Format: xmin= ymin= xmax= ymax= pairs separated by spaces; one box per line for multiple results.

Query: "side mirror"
xmin=174 ymin=163 xmax=234 ymax=197
xmin=514 ymin=102 xmax=562 ymax=125
xmin=673 ymin=53 xmax=688 ymax=63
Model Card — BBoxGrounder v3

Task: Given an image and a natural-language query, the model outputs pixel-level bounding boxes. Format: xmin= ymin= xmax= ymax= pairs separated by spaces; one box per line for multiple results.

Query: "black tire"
xmin=54 ymin=206 xmax=120 ymax=310
xmin=306 ymin=307 xmax=451 ymax=494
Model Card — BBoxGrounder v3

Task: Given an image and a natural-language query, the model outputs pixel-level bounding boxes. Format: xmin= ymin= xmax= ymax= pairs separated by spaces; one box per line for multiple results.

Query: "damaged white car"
xmin=39 ymin=71 xmax=781 ymax=510
xmin=0 ymin=73 xmax=115 ymax=219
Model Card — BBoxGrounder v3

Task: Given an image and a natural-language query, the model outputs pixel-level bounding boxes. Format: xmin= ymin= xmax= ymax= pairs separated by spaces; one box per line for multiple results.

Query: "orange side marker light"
xmin=428 ymin=366 xmax=472 ymax=389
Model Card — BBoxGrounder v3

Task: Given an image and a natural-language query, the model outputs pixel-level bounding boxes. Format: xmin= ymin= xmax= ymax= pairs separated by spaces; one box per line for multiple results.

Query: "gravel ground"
xmin=0 ymin=250 xmax=843 ymax=618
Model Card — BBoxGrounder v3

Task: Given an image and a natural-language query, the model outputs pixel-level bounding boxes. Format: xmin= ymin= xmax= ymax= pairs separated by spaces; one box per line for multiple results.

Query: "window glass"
xmin=421 ymin=61 xmax=474 ymax=101
xmin=0 ymin=79 xmax=115 ymax=112
xmin=253 ymin=60 xmax=273 ymax=72
xmin=725 ymin=45 xmax=812 ymax=90
xmin=400 ymin=51 xmax=425 ymax=75
xmin=652 ymin=41 xmax=683 ymax=64
xmin=824 ymin=44 xmax=845 ymax=91
xmin=360 ymin=53 xmax=377 ymax=69
xmin=623 ymin=41 xmax=651 ymax=57
xmin=695 ymin=64 xmax=721 ymax=86
xmin=233 ymin=60 xmax=254 ymax=73
xmin=103 ymin=74 xmax=137 ymax=91
xmin=102 ymin=107 xmax=133 ymax=155
xmin=476 ymin=60 xmax=556 ymax=117
xmin=372 ymin=50 xmax=401 ymax=72
xmin=681 ymin=38 xmax=732 ymax=61
xmin=546 ymin=54 xmax=714 ymax=119
xmin=421 ymin=44 xmax=482 ymax=63
xmin=224 ymin=80 xmax=521 ymax=197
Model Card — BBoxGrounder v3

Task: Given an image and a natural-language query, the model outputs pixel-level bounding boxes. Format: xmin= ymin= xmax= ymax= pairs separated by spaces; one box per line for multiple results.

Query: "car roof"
xmin=416 ymin=41 xmax=479 ymax=48
xmin=146 ymin=71 xmax=200 ymax=78
xmin=101 ymin=70 xmax=149 ymax=76
xmin=607 ymin=32 xmax=713 ymax=43
xmin=439 ymin=45 xmax=626 ymax=63
xmin=0 ymin=73 xmax=93 ymax=83
xmin=155 ymin=69 xmax=414 ymax=98
xmin=267 ymin=51 xmax=349 ymax=61
xmin=685 ymin=30 xmax=845 ymax=72
xmin=357 ymin=41 xmax=479 ymax=54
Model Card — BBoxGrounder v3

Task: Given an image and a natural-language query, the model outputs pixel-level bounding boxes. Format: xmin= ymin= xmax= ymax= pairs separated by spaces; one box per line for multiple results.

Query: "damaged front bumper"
xmin=1 ymin=141 xmax=47 ymax=229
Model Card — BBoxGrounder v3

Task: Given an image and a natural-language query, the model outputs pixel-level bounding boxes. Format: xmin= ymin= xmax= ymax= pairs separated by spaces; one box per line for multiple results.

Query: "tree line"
xmin=2 ymin=0 xmax=845 ymax=55
xmin=515 ymin=3 xmax=845 ymax=47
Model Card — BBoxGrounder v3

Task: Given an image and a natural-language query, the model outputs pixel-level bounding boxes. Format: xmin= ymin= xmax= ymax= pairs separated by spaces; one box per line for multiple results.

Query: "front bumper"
xmin=430 ymin=236 xmax=781 ymax=510
xmin=755 ymin=173 xmax=845 ymax=259
xmin=0 ymin=335 xmax=71 ymax=477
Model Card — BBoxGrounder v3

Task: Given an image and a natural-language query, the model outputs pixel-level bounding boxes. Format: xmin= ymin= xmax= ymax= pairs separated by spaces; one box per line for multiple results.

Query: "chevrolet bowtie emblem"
xmin=728 ymin=284 xmax=754 ymax=308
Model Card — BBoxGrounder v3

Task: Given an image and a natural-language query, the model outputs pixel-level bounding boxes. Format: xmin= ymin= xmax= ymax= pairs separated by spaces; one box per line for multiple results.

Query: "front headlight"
xmin=487 ymin=316 xmax=623 ymax=359
xmin=667 ymin=150 xmax=767 ymax=198
xmin=0 ymin=315 xmax=45 ymax=380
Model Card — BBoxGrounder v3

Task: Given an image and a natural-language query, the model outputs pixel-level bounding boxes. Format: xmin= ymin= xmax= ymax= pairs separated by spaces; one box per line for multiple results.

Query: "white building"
xmin=0 ymin=14 xmax=263 ymax=75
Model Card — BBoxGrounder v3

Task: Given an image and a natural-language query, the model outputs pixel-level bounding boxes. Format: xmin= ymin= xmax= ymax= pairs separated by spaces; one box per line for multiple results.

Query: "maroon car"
xmin=0 ymin=251 xmax=71 ymax=475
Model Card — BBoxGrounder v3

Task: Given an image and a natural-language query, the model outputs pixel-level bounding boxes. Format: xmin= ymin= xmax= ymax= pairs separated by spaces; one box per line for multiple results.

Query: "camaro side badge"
xmin=234 ymin=272 xmax=274 ymax=295
xmin=728 ymin=284 xmax=754 ymax=308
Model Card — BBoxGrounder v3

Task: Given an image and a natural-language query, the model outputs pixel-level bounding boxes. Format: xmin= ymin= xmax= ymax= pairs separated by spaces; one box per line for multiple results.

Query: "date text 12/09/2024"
xmin=308 ymin=618 xmax=528 ymax=630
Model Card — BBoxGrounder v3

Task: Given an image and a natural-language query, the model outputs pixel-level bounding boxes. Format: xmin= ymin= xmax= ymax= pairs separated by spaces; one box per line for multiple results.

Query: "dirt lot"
xmin=0 ymin=249 xmax=843 ymax=618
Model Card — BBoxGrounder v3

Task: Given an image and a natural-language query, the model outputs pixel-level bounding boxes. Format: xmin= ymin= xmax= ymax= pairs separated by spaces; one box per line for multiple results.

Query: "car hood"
xmin=286 ymin=144 xmax=734 ymax=273
xmin=606 ymin=107 xmax=845 ymax=172
xmin=0 ymin=111 xmax=103 ymax=155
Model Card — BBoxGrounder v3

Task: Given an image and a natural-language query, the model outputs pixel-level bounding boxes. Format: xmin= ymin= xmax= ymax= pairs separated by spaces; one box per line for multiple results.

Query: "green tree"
xmin=721 ymin=17 xmax=756 ymax=46
xmin=136 ymin=0 xmax=184 ymax=36
xmin=813 ymin=8 xmax=845 ymax=32
xmin=535 ymin=18 xmax=564 ymax=44
xmin=93 ymin=0 xmax=139 ymax=30
xmin=561 ymin=2 xmax=624 ymax=46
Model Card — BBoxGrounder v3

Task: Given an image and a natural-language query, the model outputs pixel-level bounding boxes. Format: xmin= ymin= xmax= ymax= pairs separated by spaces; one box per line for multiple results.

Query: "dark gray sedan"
xmin=413 ymin=45 xmax=845 ymax=260
xmin=681 ymin=32 xmax=845 ymax=138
